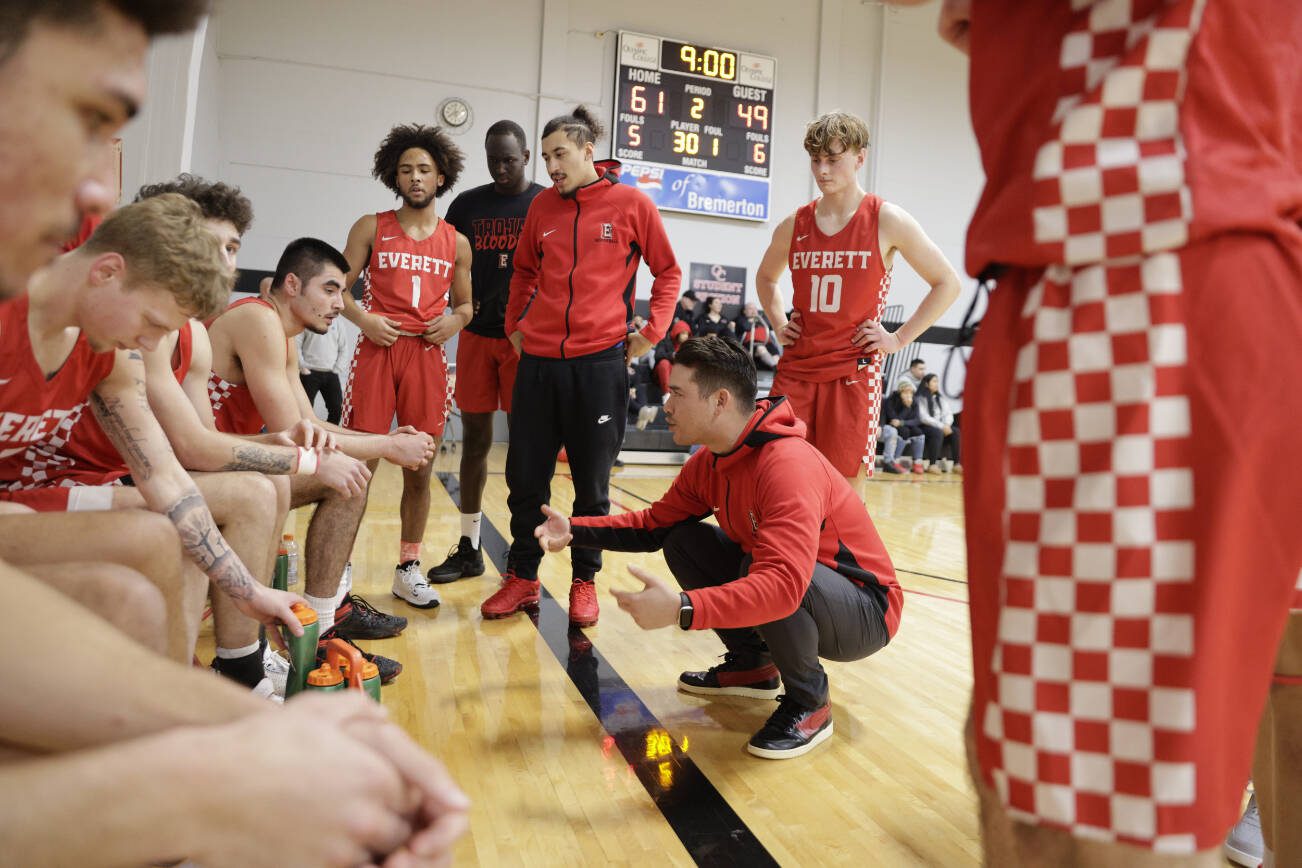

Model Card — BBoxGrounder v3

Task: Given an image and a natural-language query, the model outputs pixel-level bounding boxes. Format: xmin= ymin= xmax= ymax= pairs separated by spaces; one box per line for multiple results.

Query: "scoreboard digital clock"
xmin=613 ymin=31 xmax=776 ymax=222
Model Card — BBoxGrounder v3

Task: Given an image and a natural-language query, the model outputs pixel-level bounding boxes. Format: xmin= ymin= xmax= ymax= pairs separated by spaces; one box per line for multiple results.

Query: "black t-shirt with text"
xmin=445 ymin=181 xmax=545 ymax=338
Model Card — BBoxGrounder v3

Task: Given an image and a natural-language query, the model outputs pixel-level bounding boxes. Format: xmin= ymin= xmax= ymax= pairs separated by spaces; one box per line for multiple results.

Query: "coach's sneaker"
xmin=1223 ymin=794 xmax=1262 ymax=867
xmin=334 ymin=593 xmax=408 ymax=639
xmin=746 ymin=696 xmax=834 ymax=759
xmin=481 ymin=573 xmax=541 ymax=619
xmin=427 ymin=536 xmax=485 ymax=584
xmin=678 ymin=652 xmax=781 ymax=699
xmin=317 ymin=628 xmax=403 ymax=684
xmin=391 ymin=560 xmax=440 ymax=609
xmin=569 ymin=579 xmax=599 ymax=627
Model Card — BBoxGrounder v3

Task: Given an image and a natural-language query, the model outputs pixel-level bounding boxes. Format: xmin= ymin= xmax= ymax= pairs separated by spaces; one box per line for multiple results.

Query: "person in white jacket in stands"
xmin=917 ymin=373 xmax=960 ymax=474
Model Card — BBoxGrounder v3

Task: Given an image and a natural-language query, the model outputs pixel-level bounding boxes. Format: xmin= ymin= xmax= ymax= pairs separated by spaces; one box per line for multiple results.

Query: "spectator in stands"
xmin=917 ymin=373 xmax=961 ymax=474
xmin=902 ymin=358 xmax=926 ymax=391
xmin=297 ymin=319 xmax=352 ymax=424
xmin=671 ymin=289 xmax=700 ymax=329
xmin=653 ymin=320 xmax=693 ymax=400
xmin=693 ymin=295 xmax=734 ymax=341
xmin=734 ymin=301 xmax=780 ymax=369
xmin=881 ymin=380 xmax=927 ymax=475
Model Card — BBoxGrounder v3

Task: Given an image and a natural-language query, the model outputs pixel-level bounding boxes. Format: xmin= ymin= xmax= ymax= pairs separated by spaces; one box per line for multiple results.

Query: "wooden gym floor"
xmin=279 ymin=445 xmax=981 ymax=866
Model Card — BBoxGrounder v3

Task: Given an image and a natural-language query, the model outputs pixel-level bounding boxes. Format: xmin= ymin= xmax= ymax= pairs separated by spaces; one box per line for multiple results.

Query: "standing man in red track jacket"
xmin=482 ymin=105 xmax=681 ymax=628
xmin=535 ymin=338 xmax=901 ymax=759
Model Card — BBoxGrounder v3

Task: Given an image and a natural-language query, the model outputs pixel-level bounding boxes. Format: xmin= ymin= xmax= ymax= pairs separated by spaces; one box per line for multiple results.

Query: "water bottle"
xmin=273 ymin=539 xmax=289 ymax=592
xmin=282 ymin=533 xmax=299 ymax=590
xmin=282 ymin=602 xmax=320 ymax=697
xmin=360 ymin=660 xmax=382 ymax=702
xmin=321 ymin=638 xmax=381 ymax=702
xmin=305 ymin=661 xmax=345 ymax=692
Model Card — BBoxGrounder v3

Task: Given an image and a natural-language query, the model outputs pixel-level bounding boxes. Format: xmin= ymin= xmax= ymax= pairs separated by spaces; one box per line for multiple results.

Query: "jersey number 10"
xmin=808 ymin=274 xmax=842 ymax=313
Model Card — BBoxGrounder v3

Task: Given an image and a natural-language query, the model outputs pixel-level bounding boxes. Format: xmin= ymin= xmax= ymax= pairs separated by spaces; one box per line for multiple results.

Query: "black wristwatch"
xmin=678 ymin=592 xmax=694 ymax=630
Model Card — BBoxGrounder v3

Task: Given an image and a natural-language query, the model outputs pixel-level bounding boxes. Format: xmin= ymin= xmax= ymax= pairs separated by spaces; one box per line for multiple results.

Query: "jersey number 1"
xmin=809 ymin=274 xmax=842 ymax=313
xmin=411 ymin=275 xmax=421 ymax=309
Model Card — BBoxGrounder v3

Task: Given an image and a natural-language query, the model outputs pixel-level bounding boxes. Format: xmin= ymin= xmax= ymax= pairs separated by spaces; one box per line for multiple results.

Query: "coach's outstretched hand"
xmin=611 ymin=565 xmax=680 ymax=630
xmin=534 ymin=504 xmax=573 ymax=552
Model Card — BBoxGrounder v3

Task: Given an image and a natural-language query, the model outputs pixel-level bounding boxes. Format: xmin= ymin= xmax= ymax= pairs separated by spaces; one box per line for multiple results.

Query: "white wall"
xmin=135 ymin=1 xmax=981 ymax=383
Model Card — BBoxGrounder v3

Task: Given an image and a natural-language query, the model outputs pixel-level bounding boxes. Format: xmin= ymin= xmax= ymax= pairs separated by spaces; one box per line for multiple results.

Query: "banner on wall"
xmin=618 ymin=161 xmax=770 ymax=222
xmin=688 ymin=262 xmax=746 ymax=316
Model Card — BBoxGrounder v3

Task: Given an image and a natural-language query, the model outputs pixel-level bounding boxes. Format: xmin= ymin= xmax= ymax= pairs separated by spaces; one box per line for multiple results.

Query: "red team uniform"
xmin=771 ymin=194 xmax=891 ymax=477
xmin=343 ymin=210 xmax=456 ymax=436
xmin=0 ymin=295 xmax=117 ymax=511
xmin=208 ymin=297 xmax=281 ymax=435
xmin=962 ymin=0 xmax=1302 ymax=851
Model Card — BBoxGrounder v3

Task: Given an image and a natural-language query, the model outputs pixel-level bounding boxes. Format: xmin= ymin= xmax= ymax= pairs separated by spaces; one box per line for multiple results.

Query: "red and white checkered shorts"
xmin=962 ymin=235 xmax=1302 ymax=851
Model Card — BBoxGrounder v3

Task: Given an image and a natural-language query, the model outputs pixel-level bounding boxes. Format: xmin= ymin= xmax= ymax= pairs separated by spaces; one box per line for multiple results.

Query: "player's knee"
xmin=244 ymin=472 xmax=280 ymax=524
xmin=269 ymin=473 xmax=291 ymax=518
xmin=131 ymin=511 xmax=184 ymax=578
xmin=98 ymin=565 xmax=168 ymax=653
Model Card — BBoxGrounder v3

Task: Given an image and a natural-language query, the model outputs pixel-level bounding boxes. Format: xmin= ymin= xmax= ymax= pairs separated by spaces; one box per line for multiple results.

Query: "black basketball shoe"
xmin=746 ymin=696 xmax=833 ymax=759
xmin=427 ymin=536 xmax=485 ymax=584
xmin=332 ymin=594 xmax=408 ymax=640
xmin=678 ymin=651 xmax=781 ymax=699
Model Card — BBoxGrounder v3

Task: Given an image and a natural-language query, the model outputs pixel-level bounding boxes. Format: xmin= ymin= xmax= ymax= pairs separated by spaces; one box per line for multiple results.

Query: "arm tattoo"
xmin=223 ymin=445 xmax=294 ymax=474
xmin=89 ymin=391 xmax=154 ymax=482
xmin=165 ymin=491 xmax=256 ymax=601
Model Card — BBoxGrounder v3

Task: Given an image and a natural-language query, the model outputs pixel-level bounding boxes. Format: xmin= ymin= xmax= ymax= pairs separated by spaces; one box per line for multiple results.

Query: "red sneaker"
xmin=911 ymin=461 xmax=926 ymax=475
xmin=558 ymin=447 xmax=569 ymax=463
xmin=481 ymin=573 xmax=541 ymax=619
xmin=568 ymin=579 xmax=599 ymax=627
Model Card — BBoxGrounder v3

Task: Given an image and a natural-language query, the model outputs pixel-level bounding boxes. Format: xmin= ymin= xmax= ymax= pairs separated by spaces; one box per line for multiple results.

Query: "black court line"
xmin=437 ymin=473 xmax=778 ymax=867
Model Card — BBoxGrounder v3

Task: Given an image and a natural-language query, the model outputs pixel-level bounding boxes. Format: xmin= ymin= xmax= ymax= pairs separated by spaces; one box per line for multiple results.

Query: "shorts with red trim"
xmin=962 ymin=235 xmax=1302 ymax=851
xmin=770 ymin=361 xmax=883 ymax=477
xmin=453 ymin=331 xmax=519 ymax=414
xmin=0 ymin=485 xmax=116 ymax=512
xmin=342 ymin=335 xmax=451 ymax=437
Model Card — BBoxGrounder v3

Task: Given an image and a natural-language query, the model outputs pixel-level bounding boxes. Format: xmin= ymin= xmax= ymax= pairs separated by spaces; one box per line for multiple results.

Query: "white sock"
xmin=305 ymin=593 xmax=335 ymax=633
xmin=462 ymin=512 xmax=482 ymax=549
xmin=214 ymin=640 xmax=261 ymax=659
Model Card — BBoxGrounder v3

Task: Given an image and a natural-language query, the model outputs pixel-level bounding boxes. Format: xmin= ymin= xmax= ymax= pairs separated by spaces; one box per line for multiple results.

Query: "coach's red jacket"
xmin=505 ymin=161 xmax=681 ymax=359
xmin=570 ymin=398 xmax=903 ymax=634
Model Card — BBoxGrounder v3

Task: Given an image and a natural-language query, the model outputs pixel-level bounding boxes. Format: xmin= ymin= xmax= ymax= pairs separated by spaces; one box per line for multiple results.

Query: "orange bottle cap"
xmin=290 ymin=602 xmax=318 ymax=625
xmin=306 ymin=662 xmax=344 ymax=687
xmin=361 ymin=661 xmax=380 ymax=680
xmin=282 ymin=533 xmax=294 ymax=541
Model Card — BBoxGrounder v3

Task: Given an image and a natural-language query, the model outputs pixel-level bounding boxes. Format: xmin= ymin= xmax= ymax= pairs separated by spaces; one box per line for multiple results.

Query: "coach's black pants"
xmin=664 ymin=522 xmax=891 ymax=708
xmin=506 ymin=344 xmax=627 ymax=581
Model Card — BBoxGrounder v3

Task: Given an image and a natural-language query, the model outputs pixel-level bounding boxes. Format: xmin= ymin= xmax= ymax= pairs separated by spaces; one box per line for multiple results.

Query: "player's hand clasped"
xmin=361 ymin=312 xmax=403 ymax=348
xmin=776 ymin=310 xmax=803 ymax=347
xmin=421 ymin=312 xmax=464 ymax=347
xmin=386 ymin=426 xmax=435 ymax=470
xmin=610 ymin=565 xmax=681 ymax=630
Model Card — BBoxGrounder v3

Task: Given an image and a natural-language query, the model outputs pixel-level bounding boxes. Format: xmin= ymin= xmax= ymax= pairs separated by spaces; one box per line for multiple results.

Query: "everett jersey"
xmin=361 ymin=211 xmax=456 ymax=334
xmin=31 ymin=322 xmax=194 ymax=487
xmin=780 ymin=194 xmax=891 ymax=381
xmin=0 ymin=295 xmax=115 ymax=486
xmin=208 ymin=297 xmax=280 ymax=435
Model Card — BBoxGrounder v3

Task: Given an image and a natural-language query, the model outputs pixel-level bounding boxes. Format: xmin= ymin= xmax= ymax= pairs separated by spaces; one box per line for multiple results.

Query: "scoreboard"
xmin=613 ymin=31 xmax=776 ymax=222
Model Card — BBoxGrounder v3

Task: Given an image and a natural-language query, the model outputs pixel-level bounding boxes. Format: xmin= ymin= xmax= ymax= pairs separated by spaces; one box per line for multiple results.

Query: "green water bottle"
xmin=282 ymin=602 xmax=319 ymax=697
xmin=273 ymin=539 xmax=289 ymax=592
xmin=305 ymin=661 xmax=345 ymax=692
xmin=360 ymin=659 xmax=382 ymax=703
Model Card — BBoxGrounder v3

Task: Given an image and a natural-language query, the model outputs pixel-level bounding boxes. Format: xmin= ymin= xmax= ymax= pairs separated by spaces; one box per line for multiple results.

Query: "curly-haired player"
xmin=339 ymin=124 xmax=473 ymax=609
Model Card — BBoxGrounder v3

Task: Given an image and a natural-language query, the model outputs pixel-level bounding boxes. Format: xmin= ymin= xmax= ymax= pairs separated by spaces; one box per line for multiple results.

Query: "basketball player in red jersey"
xmin=755 ymin=111 xmax=960 ymax=481
xmin=894 ymin=2 xmax=1302 ymax=865
xmin=208 ymin=237 xmax=437 ymax=683
xmin=19 ymin=176 xmax=373 ymax=695
xmin=0 ymin=194 xmax=305 ymax=661
xmin=340 ymin=124 xmax=473 ymax=610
